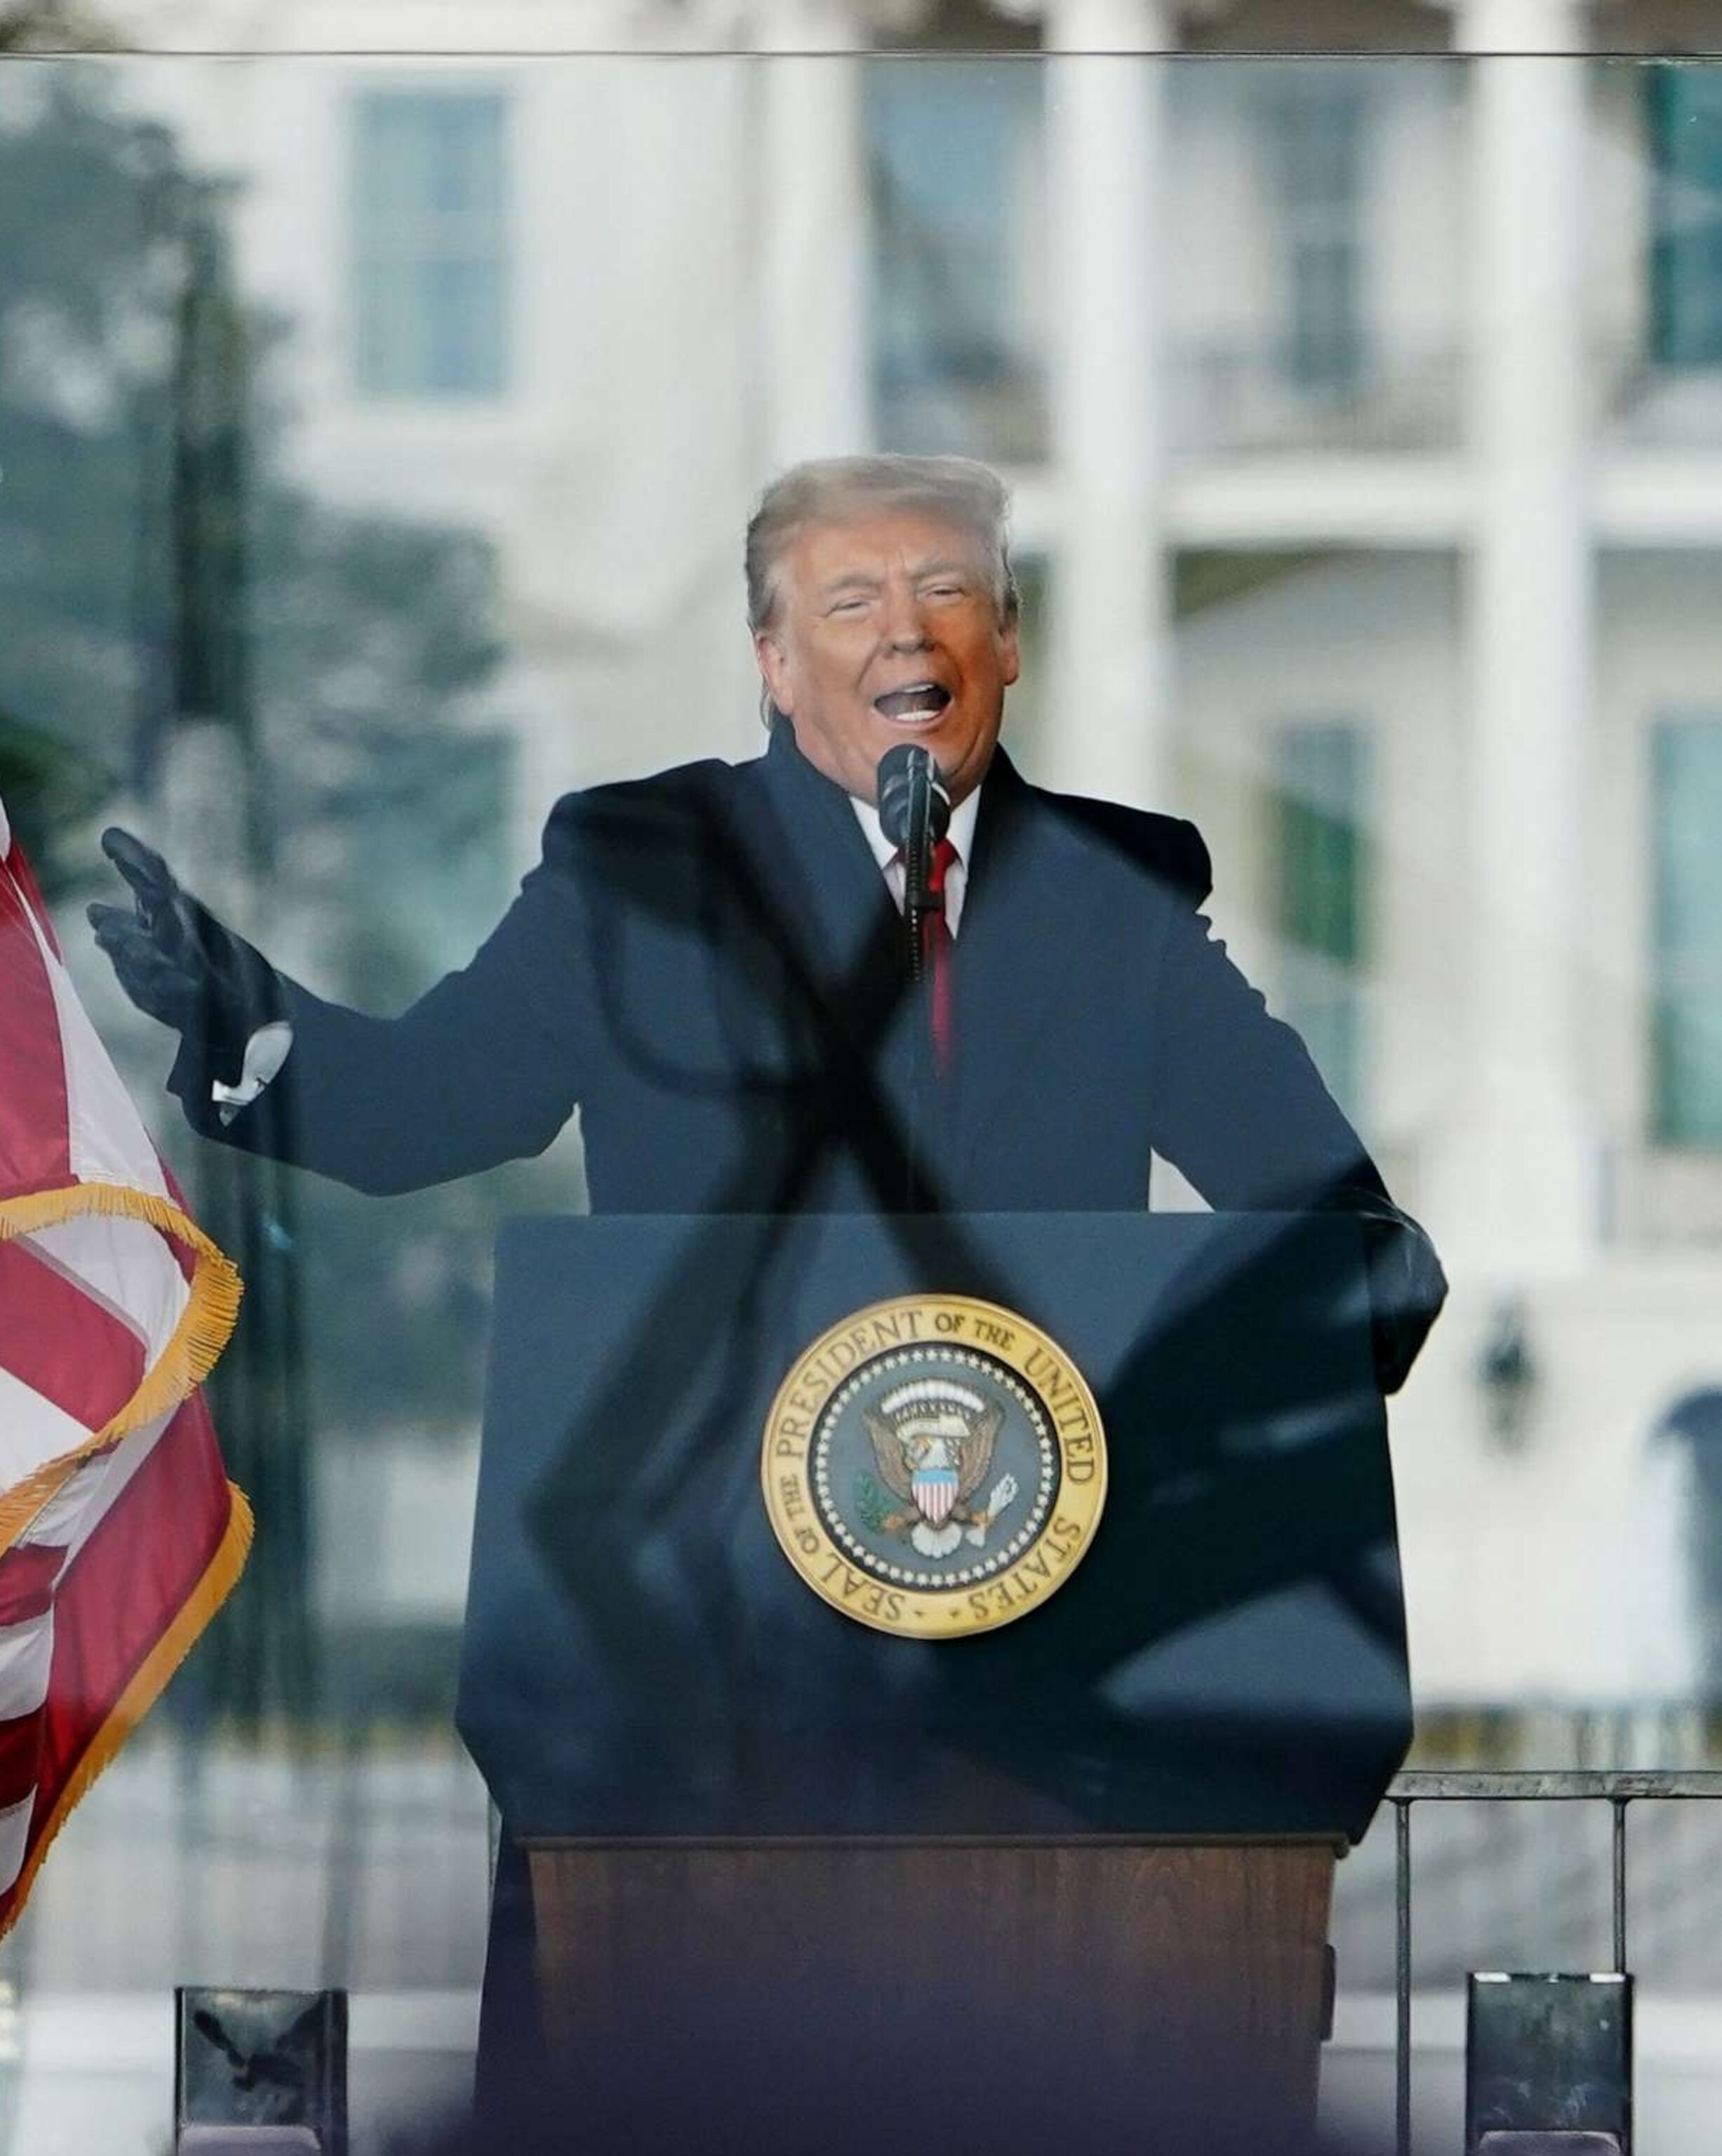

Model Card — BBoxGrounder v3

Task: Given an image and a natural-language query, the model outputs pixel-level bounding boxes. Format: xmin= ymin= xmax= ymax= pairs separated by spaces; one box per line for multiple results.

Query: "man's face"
xmin=753 ymin=507 xmax=1020 ymax=806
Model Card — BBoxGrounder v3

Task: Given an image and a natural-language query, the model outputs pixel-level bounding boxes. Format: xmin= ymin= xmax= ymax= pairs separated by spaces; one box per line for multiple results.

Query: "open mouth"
xmin=872 ymin=682 xmax=952 ymax=724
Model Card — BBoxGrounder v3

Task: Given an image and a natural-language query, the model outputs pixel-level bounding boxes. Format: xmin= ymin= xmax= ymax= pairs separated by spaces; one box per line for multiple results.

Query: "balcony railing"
xmin=873 ymin=359 xmax=1050 ymax=467
xmin=873 ymin=342 xmax=1464 ymax=467
xmin=1168 ymin=340 xmax=1461 ymax=459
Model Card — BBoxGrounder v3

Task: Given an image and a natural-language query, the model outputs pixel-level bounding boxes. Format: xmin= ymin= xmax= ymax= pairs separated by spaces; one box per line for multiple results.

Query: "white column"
xmin=1447 ymin=0 xmax=1595 ymax=1275
xmin=1043 ymin=0 xmax=1173 ymax=810
xmin=754 ymin=0 xmax=869 ymax=475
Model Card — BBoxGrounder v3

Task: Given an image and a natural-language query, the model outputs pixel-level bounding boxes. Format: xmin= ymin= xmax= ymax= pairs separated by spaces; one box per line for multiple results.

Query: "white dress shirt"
xmin=850 ymin=786 xmax=980 ymax=938
xmin=211 ymin=1019 xmax=293 ymax=1125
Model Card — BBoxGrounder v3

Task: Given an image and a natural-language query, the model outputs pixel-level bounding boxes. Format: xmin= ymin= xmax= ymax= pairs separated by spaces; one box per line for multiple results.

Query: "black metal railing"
xmin=1386 ymin=1767 xmax=1722 ymax=2156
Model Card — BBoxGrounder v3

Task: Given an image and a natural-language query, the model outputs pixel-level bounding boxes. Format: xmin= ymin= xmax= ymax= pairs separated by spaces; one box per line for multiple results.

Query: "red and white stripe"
xmin=0 ymin=800 xmax=246 ymax=1931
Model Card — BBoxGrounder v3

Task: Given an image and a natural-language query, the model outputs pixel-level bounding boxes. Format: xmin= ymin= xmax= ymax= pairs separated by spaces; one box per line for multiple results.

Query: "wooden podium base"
xmin=526 ymin=1837 xmax=1337 ymax=2152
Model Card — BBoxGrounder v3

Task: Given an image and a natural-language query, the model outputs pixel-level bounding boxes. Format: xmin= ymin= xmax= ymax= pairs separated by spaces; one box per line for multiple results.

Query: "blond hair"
xmin=745 ymin=453 xmax=1019 ymax=635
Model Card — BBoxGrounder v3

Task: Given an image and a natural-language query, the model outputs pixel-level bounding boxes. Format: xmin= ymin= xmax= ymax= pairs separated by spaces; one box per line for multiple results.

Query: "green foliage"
xmin=0 ymin=708 xmax=110 ymax=893
xmin=0 ymin=3 xmax=115 ymax=48
xmin=0 ymin=82 xmax=166 ymax=860
xmin=0 ymin=66 xmax=527 ymax=1722
xmin=0 ymin=68 xmax=504 ymax=895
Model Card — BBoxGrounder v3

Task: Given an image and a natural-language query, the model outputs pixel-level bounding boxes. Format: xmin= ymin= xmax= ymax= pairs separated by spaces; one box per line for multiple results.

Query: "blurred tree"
xmin=0 ymin=67 xmax=514 ymax=1728
xmin=0 ymin=1 xmax=114 ymax=51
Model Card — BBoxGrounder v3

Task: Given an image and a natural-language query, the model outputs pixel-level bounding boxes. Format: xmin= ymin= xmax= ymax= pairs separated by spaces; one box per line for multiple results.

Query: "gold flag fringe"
xmin=0 ymin=1482 xmax=254 ymax=1945
xmin=0 ymin=1180 xmax=243 ymax=1555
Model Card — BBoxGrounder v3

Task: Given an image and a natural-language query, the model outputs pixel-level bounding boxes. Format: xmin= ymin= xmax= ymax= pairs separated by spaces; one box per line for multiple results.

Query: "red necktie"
xmin=921 ymin=837 xmax=959 ymax=1078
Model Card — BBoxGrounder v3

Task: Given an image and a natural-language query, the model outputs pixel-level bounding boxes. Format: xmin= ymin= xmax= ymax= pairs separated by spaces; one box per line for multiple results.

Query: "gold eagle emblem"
xmin=862 ymin=1379 xmax=1015 ymax=1557
xmin=761 ymin=1293 xmax=1107 ymax=1639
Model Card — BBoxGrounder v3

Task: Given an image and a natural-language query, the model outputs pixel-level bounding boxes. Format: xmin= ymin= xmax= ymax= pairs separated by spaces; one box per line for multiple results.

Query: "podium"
xmin=459 ymin=1210 xmax=1409 ymax=2148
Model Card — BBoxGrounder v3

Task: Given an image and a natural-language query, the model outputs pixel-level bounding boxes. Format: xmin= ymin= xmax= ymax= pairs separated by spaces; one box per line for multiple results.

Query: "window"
xmin=866 ymin=60 xmax=1047 ymax=462
xmin=1272 ymin=722 xmax=1370 ymax=1125
xmin=1257 ymin=79 xmax=1366 ymax=395
xmin=1648 ymin=64 xmax=1722 ymax=368
xmin=351 ymin=90 xmax=509 ymax=399
xmin=1650 ymin=719 xmax=1722 ymax=1145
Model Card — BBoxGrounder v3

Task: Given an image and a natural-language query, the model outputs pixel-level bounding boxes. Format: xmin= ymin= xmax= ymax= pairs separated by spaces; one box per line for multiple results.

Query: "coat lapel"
xmin=745 ymin=724 xmax=898 ymax=980
xmin=726 ymin=726 xmax=923 ymax=1117
xmin=947 ymin=751 xmax=1098 ymax=1173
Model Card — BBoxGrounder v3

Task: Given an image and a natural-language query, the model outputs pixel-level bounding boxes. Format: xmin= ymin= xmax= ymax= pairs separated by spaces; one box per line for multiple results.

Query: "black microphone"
xmin=876 ymin=743 xmax=952 ymax=853
xmin=876 ymin=745 xmax=952 ymax=983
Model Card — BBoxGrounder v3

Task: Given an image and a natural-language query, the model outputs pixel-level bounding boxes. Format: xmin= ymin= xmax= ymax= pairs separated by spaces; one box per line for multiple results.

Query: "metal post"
xmin=1396 ymin=1795 xmax=1413 ymax=2156
xmin=1611 ymin=1795 xmax=1628 ymax=1974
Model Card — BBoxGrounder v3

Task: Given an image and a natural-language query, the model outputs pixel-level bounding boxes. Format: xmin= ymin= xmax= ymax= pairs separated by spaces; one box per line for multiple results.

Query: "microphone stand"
xmin=876 ymin=746 xmax=949 ymax=1212
xmin=902 ymin=756 xmax=935 ymax=988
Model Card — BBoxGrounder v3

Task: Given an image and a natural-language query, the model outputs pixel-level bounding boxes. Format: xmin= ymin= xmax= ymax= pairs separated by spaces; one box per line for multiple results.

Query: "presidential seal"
xmin=761 ymin=1293 xmax=1107 ymax=1638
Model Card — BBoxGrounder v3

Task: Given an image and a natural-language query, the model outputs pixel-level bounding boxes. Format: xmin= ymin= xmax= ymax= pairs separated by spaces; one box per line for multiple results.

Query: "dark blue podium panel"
xmin=457 ymin=1211 xmax=1409 ymax=1842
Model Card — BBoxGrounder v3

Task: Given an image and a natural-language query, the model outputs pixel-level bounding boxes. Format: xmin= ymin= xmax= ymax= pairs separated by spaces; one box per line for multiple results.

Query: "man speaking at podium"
xmin=91 ymin=452 xmax=1446 ymax=2129
xmin=91 ymin=451 xmax=1443 ymax=1373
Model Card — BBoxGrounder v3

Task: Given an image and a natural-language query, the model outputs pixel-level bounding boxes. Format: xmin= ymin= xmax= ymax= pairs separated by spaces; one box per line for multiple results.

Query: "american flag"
xmin=0 ymin=796 xmax=249 ymax=1936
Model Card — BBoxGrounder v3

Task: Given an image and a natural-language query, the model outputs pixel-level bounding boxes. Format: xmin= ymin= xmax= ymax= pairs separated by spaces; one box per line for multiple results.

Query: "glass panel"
xmin=16 ymin=40 xmax=1722 ymax=2149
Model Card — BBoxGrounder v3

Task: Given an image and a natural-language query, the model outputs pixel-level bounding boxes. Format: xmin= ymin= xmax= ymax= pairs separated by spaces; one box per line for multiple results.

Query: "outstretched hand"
xmin=87 ymin=827 xmax=206 ymax=1032
xmin=88 ymin=827 xmax=287 ymax=1074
